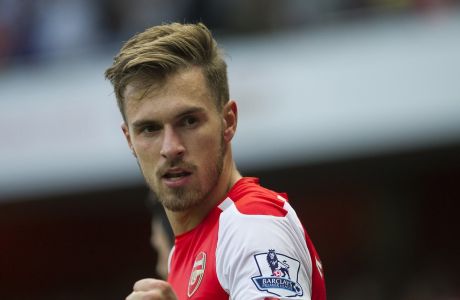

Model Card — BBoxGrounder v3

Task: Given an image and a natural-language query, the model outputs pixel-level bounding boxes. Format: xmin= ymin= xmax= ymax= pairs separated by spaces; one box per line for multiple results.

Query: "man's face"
xmin=122 ymin=68 xmax=227 ymax=212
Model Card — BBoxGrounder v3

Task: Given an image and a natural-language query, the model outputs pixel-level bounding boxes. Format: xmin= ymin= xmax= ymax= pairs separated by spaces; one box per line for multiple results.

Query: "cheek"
xmin=133 ymin=139 xmax=160 ymax=163
xmin=192 ymin=128 xmax=222 ymax=156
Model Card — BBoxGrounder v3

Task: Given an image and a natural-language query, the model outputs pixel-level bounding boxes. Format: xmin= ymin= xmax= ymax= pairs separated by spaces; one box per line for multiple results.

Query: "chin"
xmin=159 ymin=190 xmax=205 ymax=212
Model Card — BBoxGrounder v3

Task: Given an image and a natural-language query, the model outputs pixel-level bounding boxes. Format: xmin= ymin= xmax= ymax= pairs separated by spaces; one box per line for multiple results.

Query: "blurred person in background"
xmin=105 ymin=22 xmax=326 ymax=300
xmin=147 ymin=192 xmax=174 ymax=279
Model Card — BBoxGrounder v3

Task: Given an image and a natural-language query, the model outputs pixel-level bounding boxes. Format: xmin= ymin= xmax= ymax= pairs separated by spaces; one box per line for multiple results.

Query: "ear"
xmin=121 ymin=122 xmax=137 ymax=158
xmin=222 ymin=100 xmax=238 ymax=143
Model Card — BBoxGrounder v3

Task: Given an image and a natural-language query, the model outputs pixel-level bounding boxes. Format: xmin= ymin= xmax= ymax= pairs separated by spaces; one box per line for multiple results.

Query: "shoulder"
xmin=234 ymin=191 xmax=288 ymax=218
xmin=215 ymin=180 xmax=314 ymax=300
xmin=224 ymin=177 xmax=289 ymax=218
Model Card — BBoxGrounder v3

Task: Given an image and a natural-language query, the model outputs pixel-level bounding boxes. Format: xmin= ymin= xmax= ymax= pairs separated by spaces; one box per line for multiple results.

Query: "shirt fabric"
xmin=168 ymin=177 xmax=326 ymax=300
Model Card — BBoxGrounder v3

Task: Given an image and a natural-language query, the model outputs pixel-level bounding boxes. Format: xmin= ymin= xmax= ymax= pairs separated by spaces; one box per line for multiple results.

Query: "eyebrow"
xmin=131 ymin=106 xmax=206 ymax=129
xmin=175 ymin=106 xmax=206 ymax=119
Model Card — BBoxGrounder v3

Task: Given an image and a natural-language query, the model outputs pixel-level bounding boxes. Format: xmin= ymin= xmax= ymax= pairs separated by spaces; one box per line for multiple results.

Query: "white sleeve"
xmin=215 ymin=199 xmax=313 ymax=300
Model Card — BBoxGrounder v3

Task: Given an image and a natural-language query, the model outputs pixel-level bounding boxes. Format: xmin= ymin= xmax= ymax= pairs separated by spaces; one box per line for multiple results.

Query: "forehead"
xmin=123 ymin=67 xmax=216 ymax=121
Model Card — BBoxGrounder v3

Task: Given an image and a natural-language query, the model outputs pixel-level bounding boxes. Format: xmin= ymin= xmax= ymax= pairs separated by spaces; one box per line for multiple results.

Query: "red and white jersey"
xmin=168 ymin=177 xmax=326 ymax=300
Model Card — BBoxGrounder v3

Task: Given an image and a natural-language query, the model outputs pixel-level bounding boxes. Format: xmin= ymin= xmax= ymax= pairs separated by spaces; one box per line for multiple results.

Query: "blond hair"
xmin=105 ymin=22 xmax=229 ymax=120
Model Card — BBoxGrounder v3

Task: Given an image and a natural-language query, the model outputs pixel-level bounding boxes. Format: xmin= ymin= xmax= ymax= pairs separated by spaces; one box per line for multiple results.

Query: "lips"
xmin=161 ymin=168 xmax=192 ymax=187
xmin=163 ymin=170 xmax=192 ymax=180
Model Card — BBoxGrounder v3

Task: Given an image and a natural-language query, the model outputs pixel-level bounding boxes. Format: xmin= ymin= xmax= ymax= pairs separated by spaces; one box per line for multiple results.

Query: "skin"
xmin=121 ymin=67 xmax=241 ymax=299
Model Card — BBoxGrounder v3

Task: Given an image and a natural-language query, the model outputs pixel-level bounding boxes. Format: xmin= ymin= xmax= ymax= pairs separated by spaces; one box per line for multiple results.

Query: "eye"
xmin=182 ymin=115 xmax=199 ymax=128
xmin=141 ymin=124 xmax=161 ymax=134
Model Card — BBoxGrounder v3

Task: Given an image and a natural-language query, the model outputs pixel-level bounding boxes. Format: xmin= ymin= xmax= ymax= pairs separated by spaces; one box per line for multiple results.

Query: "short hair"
xmin=105 ymin=22 xmax=229 ymax=120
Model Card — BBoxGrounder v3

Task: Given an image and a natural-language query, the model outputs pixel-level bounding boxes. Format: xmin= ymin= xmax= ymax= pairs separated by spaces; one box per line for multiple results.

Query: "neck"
xmin=165 ymin=151 xmax=241 ymax=236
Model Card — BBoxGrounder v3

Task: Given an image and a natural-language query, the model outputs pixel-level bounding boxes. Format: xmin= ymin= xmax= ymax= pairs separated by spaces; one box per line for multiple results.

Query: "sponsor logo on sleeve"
xmin=187 ymin=251 xmax=206 ymax=297
xmin=252 ymin=249 xmax=304 ymax=298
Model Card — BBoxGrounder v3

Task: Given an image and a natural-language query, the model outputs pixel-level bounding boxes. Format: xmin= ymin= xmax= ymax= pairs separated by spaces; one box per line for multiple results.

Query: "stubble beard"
xmin=142 ymin=136 xmax=226 ymax=212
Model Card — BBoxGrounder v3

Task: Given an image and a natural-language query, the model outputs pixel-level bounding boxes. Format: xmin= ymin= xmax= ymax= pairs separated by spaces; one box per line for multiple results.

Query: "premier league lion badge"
xmin=251 ymin=249 xmax=304 ymax=297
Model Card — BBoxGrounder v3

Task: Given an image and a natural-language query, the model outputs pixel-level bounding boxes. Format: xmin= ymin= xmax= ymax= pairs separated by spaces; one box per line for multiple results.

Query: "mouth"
xmin=161 ymin=168 xmax=193 ymax=187
xmin=163 ymin=170 xmax=192 ymax=181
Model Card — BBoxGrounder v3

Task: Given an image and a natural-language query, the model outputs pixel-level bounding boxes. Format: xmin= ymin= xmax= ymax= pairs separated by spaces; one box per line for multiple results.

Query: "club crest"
xmin=252 ymin=249 xmax=303 ymax=297
xmin=187 ymin=251 xmax=206 ymax=297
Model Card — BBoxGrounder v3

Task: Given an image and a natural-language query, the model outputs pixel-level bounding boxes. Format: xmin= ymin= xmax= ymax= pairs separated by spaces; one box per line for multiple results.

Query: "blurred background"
xmin=1 ymin=0 xmax=460 ymax=299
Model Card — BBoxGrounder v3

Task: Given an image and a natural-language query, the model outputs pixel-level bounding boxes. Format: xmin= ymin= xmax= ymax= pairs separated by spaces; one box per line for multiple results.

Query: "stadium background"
xmin=1 ymin=0 xmax=459 ymax=299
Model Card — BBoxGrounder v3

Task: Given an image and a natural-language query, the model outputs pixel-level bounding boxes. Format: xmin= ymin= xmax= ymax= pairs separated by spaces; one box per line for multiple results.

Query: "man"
xmin=105 ymin=22 xmax=326 ymax=300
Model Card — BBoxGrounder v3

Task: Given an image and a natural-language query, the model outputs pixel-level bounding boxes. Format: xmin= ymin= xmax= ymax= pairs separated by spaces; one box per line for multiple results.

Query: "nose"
xmin=160 ymin=126 xmax=185 ymax=160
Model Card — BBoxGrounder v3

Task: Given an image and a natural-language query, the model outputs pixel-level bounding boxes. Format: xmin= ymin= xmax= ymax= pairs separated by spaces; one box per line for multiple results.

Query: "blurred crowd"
xmin=0 ymin=0 xmax=456 ymax=68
